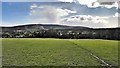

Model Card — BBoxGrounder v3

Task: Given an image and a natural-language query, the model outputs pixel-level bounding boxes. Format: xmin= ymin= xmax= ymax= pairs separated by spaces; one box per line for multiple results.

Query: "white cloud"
xmin=107 ymin=16 xmax=118 ymax=27
xmin=97 ymin=0 xmax=119 ymax=2
xmin=63 ymin=0 xmax=119 ymax=8
xmin=58 ymin=0 xmax=73 ymax=2
xmin=66 ymin=15 xmax=108 ymax=23
xmin=29 ymin=4 xmax=76 ymax=24
xmin=56 ymin=9 xmax=69 ymax=16
xmin=77 ymin=0 xmax=97 ymax=7
xmin=64 ymin=9 xmax=77 ymax=13
xmin=28 ymin=3 xmax=118 ymax=28
xmin=93 ymin=0 xmax=119 ymax=8
xmin=30 ymin=4 xmax=38 ymax=9
xmin=2 ymin=0 xmax=119 ymax=8
xmin=113 ymin=12 xmax=120 ymax=17
xmin=60 ymin=0 xmax=119 ymax=8
xmin=94 ymin=2 xmax=119 ymax=8
xmin=62 ymin=15 xmax=118 ymax=28
xmin=58 ymin=0 xmax=119 ymax=8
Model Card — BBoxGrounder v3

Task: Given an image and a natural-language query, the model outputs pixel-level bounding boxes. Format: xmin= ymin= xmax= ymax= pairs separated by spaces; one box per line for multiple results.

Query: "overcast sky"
xmin=1 ymin=0 xmax=120 ymax=28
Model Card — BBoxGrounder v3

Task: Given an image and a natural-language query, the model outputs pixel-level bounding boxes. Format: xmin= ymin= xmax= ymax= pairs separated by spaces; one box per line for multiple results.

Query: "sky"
xmin=1 ymin=0 xmax=120 ymax=28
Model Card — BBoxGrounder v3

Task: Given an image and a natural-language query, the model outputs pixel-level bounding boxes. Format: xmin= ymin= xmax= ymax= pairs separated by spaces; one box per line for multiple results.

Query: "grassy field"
xmin=2 ymin=38 xmax=118 ymax=66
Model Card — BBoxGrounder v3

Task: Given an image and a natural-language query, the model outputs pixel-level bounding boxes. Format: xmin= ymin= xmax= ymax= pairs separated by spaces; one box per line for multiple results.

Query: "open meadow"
xmin=2 ymin=38 xmax=118 ymax=66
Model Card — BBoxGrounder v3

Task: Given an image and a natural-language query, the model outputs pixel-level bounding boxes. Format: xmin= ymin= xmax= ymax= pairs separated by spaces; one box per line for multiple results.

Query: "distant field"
xmin=2 ymin=38 xmax=118 ymax=66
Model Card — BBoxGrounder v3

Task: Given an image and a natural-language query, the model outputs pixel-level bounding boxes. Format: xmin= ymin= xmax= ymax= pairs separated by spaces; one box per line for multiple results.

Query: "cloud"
xmin=28 ymin=3 xmax=118 ymax=28
xmin=113 ymin=12 xmax=120 ymax=17
xmin=58 ymin=0 xmax=119 ymax=8
xmin=107 ymin=16 xmax=118 ymax=27
xmin=92 ymin=0 xmax=119 ymax=8
xmin=63 ymin=9 xmax=77 ymax=13
xmin=2 ymin=0 xmax=119 ymax=9
xmin=62 ymin=0 xmax=119 ymax=8
xmin=66 ymin=15 xmax=108 ymax=23
xmin=76 ymin=0 xmax=97 ymax=7
xmin=58 ymin=0 xmax=73 ymax=2
xmin=62 ymin=15 xmax=118 ymax=28
xmin=28 ymin=4 xmax=77 ymax=24
xmin=30 ymin=4 xmax=38 ymax=9
xmin=2 ymin=2 xmax=118 ymax=28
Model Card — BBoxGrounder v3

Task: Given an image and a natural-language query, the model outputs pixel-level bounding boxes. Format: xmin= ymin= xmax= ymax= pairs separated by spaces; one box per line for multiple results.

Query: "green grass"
xmin=2 ymin=38 xmax=118 ymax=66
xmin=70 ymin=39 xmax=118 ymax=66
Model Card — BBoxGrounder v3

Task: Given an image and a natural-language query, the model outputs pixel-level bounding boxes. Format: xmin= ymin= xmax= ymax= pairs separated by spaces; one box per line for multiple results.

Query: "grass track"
xmin=2 ymin=38 xmax=118 ymax=66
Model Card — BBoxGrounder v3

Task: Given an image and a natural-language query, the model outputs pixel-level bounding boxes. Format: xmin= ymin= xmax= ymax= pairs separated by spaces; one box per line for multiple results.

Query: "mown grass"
xmin=2 ymin=38 xmax=118 ymax=66
xmin=70 ymin=39 xmax=118 ymax=66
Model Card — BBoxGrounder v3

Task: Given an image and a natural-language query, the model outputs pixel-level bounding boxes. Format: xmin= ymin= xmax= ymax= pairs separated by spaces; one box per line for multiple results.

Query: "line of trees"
xmin=1 ymin=28 xmax=120 ymax=40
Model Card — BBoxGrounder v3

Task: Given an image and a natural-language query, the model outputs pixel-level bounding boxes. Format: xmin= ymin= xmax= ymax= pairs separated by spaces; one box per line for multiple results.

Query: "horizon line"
xmin=0 ymin=23 xmax=119 ymax=29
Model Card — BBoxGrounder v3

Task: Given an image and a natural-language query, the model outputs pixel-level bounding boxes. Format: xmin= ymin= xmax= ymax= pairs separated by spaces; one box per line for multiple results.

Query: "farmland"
xmin=2 ymin=38 xmax=118 ymax=66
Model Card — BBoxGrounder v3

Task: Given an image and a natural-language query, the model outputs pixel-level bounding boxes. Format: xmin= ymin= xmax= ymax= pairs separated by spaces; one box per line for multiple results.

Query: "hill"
xmin=1 ymin=24 xmax=120 ymax=40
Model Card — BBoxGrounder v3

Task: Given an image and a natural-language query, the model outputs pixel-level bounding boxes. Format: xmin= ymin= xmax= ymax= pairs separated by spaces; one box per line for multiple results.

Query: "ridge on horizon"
xmin=1 ymin=23 xmax=119 ymax=29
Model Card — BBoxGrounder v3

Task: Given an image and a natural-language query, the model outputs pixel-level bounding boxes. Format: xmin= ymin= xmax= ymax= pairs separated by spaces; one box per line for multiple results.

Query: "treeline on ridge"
xmin=1 ymin=24 xmax=120 ymax=40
